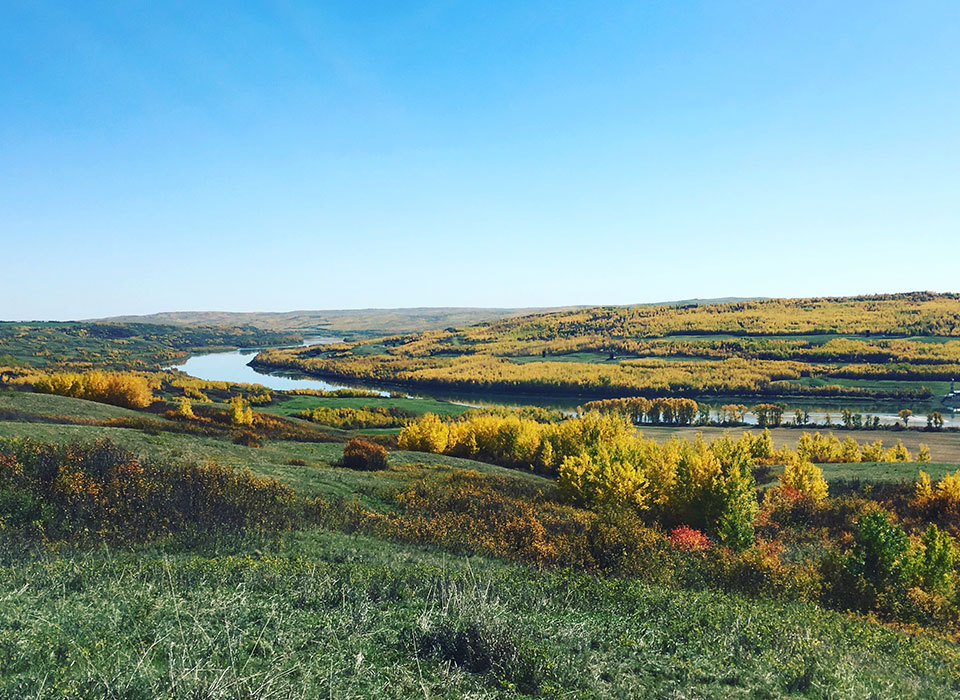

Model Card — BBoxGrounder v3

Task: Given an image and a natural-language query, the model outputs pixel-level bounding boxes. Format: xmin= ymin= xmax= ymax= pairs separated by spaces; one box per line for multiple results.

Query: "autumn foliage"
xmin=342 ymin=439 xmax=389 ymax=470
xmin=0 ymin=437 xmax=295 ymax=543
xmin=33 ymin=370 xmax=155 ymax=408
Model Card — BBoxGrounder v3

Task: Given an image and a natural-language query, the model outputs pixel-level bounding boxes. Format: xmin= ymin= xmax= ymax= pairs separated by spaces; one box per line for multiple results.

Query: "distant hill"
xmin=90 ymin=299 xmax=767 ymax=337
xmin=92 ymin=307 xmax=581 ymax=337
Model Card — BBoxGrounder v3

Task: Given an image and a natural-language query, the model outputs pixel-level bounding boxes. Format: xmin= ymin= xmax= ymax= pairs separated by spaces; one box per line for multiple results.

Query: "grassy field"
xmin=4 ymin=527 xmax=960 ymax=698
xmin=0 ymin=391 xmax=167 ymax=421
xmin=264 ymin=394 xmax=472 ymax=419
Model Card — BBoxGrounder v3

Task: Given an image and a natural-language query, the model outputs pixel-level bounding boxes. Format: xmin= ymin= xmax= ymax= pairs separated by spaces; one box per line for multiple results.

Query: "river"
xmin=171 ymin=341 xmax=960 ymax=428
xmin=172 ymin=337 xmax=390 ymax=394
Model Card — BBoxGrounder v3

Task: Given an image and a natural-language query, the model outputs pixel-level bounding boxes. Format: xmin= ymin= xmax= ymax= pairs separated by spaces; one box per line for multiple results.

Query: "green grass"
xmin=0 ymin=391 xmax=166 ymax=422
xmin=0 ymin=417 xmax=546 ymax=500
xmin=818 ymin=461 xmax=958 ymax=483
xmin=263 ymin=394 xmax=472 ymax=418
xmin=2 ymin=527 xmax=959 ymax=698
xmin=4 ymin=386 xmax=960 ymax=696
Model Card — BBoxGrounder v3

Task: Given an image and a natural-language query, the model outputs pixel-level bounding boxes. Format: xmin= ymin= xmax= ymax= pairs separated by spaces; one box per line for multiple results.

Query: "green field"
xmin=264 ymin=394 xmax=472 ymax=419
xmin=4 ymin=528 xmax=960 ymax=698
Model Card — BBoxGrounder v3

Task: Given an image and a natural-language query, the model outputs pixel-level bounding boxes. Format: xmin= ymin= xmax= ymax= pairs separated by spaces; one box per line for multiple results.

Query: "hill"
xmin=251 ymin=292 xmax=960 ymax=403
xmin=90 ymin=298 xmax=768 ymax=337
xmin=92 ymin=307 xmax=580 ymax=337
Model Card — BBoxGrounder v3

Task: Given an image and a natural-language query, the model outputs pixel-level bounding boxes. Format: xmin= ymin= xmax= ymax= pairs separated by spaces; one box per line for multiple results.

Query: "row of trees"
xmin=297 ymin=405 xmax=414 ymax=430
xmin=398 ymin=411 xmax=924 ymax=475
xmin=580 ymin=397 xmax=699 ymax=425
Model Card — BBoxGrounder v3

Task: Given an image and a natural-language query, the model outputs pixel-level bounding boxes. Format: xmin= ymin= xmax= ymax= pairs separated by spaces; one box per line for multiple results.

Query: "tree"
xmin=175 ymin=397 xmax=195 ymax=419
xmin=927 ymin=412 xmax=944 ymax=430
xmin=899 ymin=409 xmax=913 ymax=428
xmin=778 ymin=454 xmax=828 ymax=502
xmin=229 ymin=396 xmax=253 ymax=426
xmin=697 ymin=403 xmax=712 ymax=425
xmin=841 ymin=408 xmax=853 ymax=428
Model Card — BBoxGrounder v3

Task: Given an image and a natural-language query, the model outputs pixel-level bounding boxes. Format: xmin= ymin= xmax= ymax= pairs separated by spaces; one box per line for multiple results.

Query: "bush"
xmin=342 ymin=439 xmax=389 ymax=470
xmin=586 ymin=508 xmax=671 ymax=579
xmin=33 ymin=370 xmax=154 ymax=409
xmin=669 ymin=525 xmax=711 ymax=551
xmin=233 ymin=431 xmax=262 ymax=448
xmin=777 ymin=455 xmax=828 ymax=503
xmin=842 ymin=510 xmax=911 ymax=608
xmin=0 ymin=437 xmax=295 ymax=544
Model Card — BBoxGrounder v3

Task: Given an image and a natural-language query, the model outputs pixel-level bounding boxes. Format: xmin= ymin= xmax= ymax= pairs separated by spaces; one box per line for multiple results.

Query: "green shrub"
xmin=848 ymin=511 xmax=910 ymax=590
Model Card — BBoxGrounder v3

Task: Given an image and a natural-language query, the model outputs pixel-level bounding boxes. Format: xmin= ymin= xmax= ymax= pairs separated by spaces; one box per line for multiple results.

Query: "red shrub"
xmin=669 ymin=525 xmax=712 ymax=551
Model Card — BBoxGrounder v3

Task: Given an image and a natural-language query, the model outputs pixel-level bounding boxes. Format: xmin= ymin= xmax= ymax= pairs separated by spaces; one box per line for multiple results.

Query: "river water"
xmin=171 ymin=340 xmax=960 ymax=428
xmin=171 ymin=337 xmax=389 ymax=393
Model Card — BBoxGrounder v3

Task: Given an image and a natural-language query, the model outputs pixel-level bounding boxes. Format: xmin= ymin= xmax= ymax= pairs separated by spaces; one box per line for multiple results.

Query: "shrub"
xmin=884 ymin=440 xmax=912 ymax=463
xmin=669 ymin=525 xmax=711 ymax=551
xmin=174 ymin=396 xmax=195 ymax=419
xmin=397 ymin=413 xmax=449 ymax=453
xmin=912 ymin=524 xmax=956 ymax=594
xmin=845 ymin=510 xmax=910 ymax=598
xmin=913 ymin=469 xmax=960 ymax=521
xmin=0 ymin=437 xmax=295 ymax=544
xmin=586 ymin=508 xmax=671 ymax=579
xmin=342 ymin=439 xmax=389 ymax=471
xmin=233 ymin=431 xmax=262 ymax=448
xmin=229 ymin=396 xmax=254 ymax=426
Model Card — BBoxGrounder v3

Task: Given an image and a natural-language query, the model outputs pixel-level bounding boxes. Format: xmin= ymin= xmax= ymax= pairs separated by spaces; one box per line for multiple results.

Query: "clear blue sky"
xmin=2 ymin=1 xmax=958 ymax=320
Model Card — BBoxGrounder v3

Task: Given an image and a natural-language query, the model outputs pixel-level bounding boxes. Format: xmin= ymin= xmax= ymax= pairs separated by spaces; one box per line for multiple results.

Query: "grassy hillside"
xmin=252 ymin=292 xmax=960 ymax=404
xmin=4 ymin=529 xmax=960 ymax=698
xmin=0 ymin=322 xmax=299 ymax=370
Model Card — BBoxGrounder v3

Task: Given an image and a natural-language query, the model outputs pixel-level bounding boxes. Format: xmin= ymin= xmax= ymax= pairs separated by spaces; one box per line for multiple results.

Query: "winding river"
xmin=172 ymin=341 xmax=959 ymax=428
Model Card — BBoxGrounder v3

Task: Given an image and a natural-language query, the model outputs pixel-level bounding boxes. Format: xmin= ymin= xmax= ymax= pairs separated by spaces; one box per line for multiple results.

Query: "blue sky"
xmin=2 ymin=1 xmax=958 ymax=319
